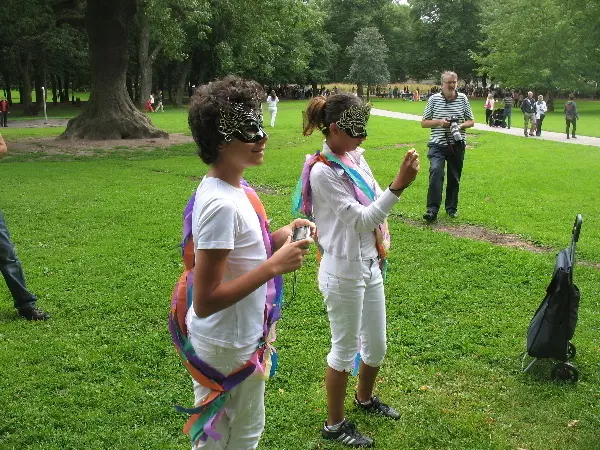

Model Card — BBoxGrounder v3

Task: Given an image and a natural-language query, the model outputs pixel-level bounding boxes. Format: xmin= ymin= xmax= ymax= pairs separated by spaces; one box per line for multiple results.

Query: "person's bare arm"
xmin=193 ymin=237 xmax=310 ymax=318
xmin=0 ymin=134 xmax=7 ymax=158
xmin=421 ymin=118 xmax=449 ymax=128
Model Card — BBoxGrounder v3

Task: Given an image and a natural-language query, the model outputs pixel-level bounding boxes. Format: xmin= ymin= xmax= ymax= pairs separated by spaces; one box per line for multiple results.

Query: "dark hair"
xmin=303 ymin=93 xmax=363 ymax=136
xmin=569 ymin=93 xmax=575 ymax=100
xmin=188 ymin=75 xmax=264 ymax=165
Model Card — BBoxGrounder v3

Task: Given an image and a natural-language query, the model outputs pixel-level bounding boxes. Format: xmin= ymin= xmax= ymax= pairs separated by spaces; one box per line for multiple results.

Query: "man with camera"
xmin=421 ymin=71 xmax=475 ymax=222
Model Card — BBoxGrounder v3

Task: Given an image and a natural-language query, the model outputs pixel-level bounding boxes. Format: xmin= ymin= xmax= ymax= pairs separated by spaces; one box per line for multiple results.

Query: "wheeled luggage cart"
xmin=522 ymin=214 xmax=583 ymax=381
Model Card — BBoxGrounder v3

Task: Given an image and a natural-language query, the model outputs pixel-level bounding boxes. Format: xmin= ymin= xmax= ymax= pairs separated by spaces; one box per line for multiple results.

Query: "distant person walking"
xmin=266 ymin=90 xmax=279 ymax=127
xmin=484 ymin=93 xmax=495 ymax=126
xmin=535 ymin=95 xmax=547 ymax=136
xmin=564 ymin=93 xmax=579 ymax=139
xmin=0 ymin=97 xmax=9 ymax=127
xmin=502 ymin=91 xmax=514 ymax=129
xmin=155 ymin=90 xmax=164 ymax=112
xmin=520 ymin=91 xmax=537 ymax=137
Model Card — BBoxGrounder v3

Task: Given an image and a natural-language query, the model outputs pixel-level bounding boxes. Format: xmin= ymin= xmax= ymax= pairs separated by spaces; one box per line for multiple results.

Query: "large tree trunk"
xmin=16 ymin=52 xmax=35 ymax=115
xmin=34 ymin=62 xmax=45 ymax=110
xmin=175 ymin=56 xmax=193 ymax=108
xmin=138 ymin=11 xmax=161 ymax=109
xmin=61 ymin=0 xmax=167 ymax=140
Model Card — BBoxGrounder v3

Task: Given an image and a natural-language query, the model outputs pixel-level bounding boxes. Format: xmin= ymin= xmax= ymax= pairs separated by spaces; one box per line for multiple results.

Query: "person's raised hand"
xmin=391 ymin=149 xmax=420 ymax=191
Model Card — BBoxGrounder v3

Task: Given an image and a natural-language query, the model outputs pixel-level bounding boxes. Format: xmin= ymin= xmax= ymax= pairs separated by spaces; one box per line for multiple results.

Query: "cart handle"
xmin=572 ymin=214 xmax=583 ymax=243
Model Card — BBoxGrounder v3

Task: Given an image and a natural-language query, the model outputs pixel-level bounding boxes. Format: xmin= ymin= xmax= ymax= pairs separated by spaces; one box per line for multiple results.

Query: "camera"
xmin=448 ymin=116 xmax=463 ymax=143
xmin=292 ymin=225 xmax=311 ymax=242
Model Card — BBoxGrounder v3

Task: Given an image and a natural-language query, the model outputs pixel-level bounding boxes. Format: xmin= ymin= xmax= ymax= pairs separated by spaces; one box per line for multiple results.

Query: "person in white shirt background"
xmin=266 ymin=89 xmax=279 ymax=127
xmin=535 ymin=94 xmax=548 ymax=136
xmin=484 ymin=92 xmax=495 ymax=126
xmin=296 ymin=93 xmax=420 ymax=448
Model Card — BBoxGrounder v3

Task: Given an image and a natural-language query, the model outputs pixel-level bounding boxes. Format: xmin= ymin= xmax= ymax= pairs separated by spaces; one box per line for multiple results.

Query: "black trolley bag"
xmin=522 ymin=214 xmax=582 ymax=381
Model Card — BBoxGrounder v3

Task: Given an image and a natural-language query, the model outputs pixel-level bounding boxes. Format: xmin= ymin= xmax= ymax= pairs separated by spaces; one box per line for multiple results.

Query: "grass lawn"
xmin=1 ymin=102 xmax=599 ymax=449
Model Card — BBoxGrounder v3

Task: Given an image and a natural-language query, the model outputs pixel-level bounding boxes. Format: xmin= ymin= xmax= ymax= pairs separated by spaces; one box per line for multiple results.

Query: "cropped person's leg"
xmin=0 ymin=210 xmax=37 ymax=310
xmin=425 ymin=145 xmax=446 ymax=219
xmin=319 ymin=268 xmax=365 ymax=425
xmin=445 ymin=146 xmax=465 ymax=216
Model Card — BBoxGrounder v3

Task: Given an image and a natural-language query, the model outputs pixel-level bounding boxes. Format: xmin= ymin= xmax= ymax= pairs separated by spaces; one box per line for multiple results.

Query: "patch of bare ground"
xmin=7 ymin=133 xmax=193 ymax=155
xmin=392 ymin=214 xmax=600 ymax=269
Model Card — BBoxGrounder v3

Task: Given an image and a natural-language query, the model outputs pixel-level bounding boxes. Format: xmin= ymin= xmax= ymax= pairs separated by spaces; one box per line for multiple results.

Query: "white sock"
xmin=325 ymin=419 xmax=345 ymax=431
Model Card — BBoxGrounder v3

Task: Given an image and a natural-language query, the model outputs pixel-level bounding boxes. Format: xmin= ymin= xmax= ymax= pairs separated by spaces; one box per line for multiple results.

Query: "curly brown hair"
xmin=188 ymin=76 xmax=264 ymax=164
xmin=303 ymin=93 xmax=363 ymax=136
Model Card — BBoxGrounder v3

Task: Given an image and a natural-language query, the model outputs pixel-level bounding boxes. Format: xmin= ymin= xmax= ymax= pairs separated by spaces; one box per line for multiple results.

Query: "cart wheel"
xmin=567 ymin=342 xmax=576 ymax=359
xmin=551 ymin=362 xmax=579 ymax=382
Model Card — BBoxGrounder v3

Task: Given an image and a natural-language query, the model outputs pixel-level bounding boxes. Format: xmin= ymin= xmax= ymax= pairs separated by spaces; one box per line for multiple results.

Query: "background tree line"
xmin=0 ymin=0 xmax=598 ymax=137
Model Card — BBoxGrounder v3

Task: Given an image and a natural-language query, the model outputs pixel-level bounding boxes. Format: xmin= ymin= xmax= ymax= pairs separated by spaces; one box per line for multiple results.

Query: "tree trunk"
xmin=57 ymin=76 xmax=64 ymax=102
xmin=64 ymin=72 xmax=70 ymax=103
xmin=61 ymin=0 xmax=167 ymax=140
xmin=126 ymin=74 xmax=134 ymax=102
xmin=366 ymin=84 xmax=370 ymax=102
xmin=51 ymin=75 xmax=58 ymax=104
xmin=2 ymin=71 xmax=12 ymax=104
xmin=34 ymin=63 xmax=45 ymax=109
xmin=138 ymin=11 xmax=152 ymax=109
xmin=175 ymin=56 xmax=193 ymax=108
xmin=16 ymin=52 xmax=34 ymax=115
xmin=546 ymin=89 xmax=555 ymax=112
xmin=311 ymin=82 xmax=317 ymax=97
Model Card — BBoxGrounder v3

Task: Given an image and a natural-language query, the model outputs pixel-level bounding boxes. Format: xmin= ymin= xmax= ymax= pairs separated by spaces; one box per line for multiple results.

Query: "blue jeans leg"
xmin=504 ymin=108 xmax=511 ymax=128
xmin=0 ymin=210 xmax=37 ymax=309
xmin=426 ymin=144 xmax=447 ymax=214
xmin=444 ymin=146 xmax=466 ymax=214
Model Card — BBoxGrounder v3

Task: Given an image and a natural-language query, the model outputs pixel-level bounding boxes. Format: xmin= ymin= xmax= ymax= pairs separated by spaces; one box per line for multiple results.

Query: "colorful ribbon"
xmin=169 ymin=180 xmax=283 ymax=445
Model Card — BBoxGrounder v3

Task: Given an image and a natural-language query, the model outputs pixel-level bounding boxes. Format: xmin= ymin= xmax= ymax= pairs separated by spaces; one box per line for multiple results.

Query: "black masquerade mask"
xmin=218 ymin=103 xmax=267 ymax=143
xmin=336 ymin=104 xmax=371 ymax=138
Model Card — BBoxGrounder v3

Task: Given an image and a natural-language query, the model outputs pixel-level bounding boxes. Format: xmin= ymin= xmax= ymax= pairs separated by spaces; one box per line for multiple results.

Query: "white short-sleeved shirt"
xmin=186 ymin=177 xmax=267 ymax=348
xmin=266 ymin=96 xmax=279 ymax=109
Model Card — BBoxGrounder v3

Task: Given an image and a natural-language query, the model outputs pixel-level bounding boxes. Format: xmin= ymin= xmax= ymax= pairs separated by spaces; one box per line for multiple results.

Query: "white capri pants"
xmin=318 ymin=258 xmax=387 ymax=373
xmin=268 ymin=107 xmax=277 ymax=126
xmin=189 ymin=339 xmax=265 ymax=450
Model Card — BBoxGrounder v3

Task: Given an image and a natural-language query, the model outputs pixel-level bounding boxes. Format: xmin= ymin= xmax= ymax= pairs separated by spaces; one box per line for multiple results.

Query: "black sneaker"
xmin=447 ymin=211 xmax=458 ymax=218
xmin=18 ymin=307 xmax=50 ymax=321
xmin=321 ymin=419 xmax=374 ymax=448
xmin=423 ymin=211 xmax=437 ymax=222
xmin=355 ymin=395 xmax=401 ymax=420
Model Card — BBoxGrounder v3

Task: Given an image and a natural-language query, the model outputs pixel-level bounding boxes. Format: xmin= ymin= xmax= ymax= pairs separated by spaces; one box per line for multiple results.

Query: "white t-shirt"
xmin=266 ymin=96 xmax=279 ymax=109
xmin=186 ymin=177 xmax=267 ymax=348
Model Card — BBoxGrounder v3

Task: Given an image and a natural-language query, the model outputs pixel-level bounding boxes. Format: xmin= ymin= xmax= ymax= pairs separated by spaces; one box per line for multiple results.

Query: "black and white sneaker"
xmin=321 ymin=419 xmax=374 ymax=448
xmin=355 ymin=395 xmax=401 ymax=420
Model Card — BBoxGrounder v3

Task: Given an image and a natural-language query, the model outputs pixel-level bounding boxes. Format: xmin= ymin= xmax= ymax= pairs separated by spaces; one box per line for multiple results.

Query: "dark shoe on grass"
xmin=322 ymin=419 xmax=374 ymax=448
xmin=18 ymin=306 xmax=50 ymax=321
xmin=423 ymin=211 xmax=437 ymax=222
xmin=355 ymin=394 xmax=401 ymax=420
xmin=447 ymin=211 xmax=458 ymax=218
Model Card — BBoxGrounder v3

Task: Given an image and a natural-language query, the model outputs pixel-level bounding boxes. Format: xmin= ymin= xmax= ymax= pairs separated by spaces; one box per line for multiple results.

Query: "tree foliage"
xmin=347 ymin=27 xmax=390 ymax=97
xmin=474 ymin=0 xmax=600 ymax=108
xmin=407 ymin=0 xmax=484 ymax=81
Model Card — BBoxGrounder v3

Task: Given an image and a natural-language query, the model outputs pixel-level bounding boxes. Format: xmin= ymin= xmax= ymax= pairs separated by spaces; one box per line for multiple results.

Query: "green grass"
xmin=1 ymin=103 xmax=599 ymax=449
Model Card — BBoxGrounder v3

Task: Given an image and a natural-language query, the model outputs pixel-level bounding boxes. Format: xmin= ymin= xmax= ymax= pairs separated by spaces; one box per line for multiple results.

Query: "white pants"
xmin=190 ymin=339 xmax=265 ymax=450
xmin=318 ymin=259 xmax=387 ymax=373
xmin=268 ymin=108 xmax=277 ymax=127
